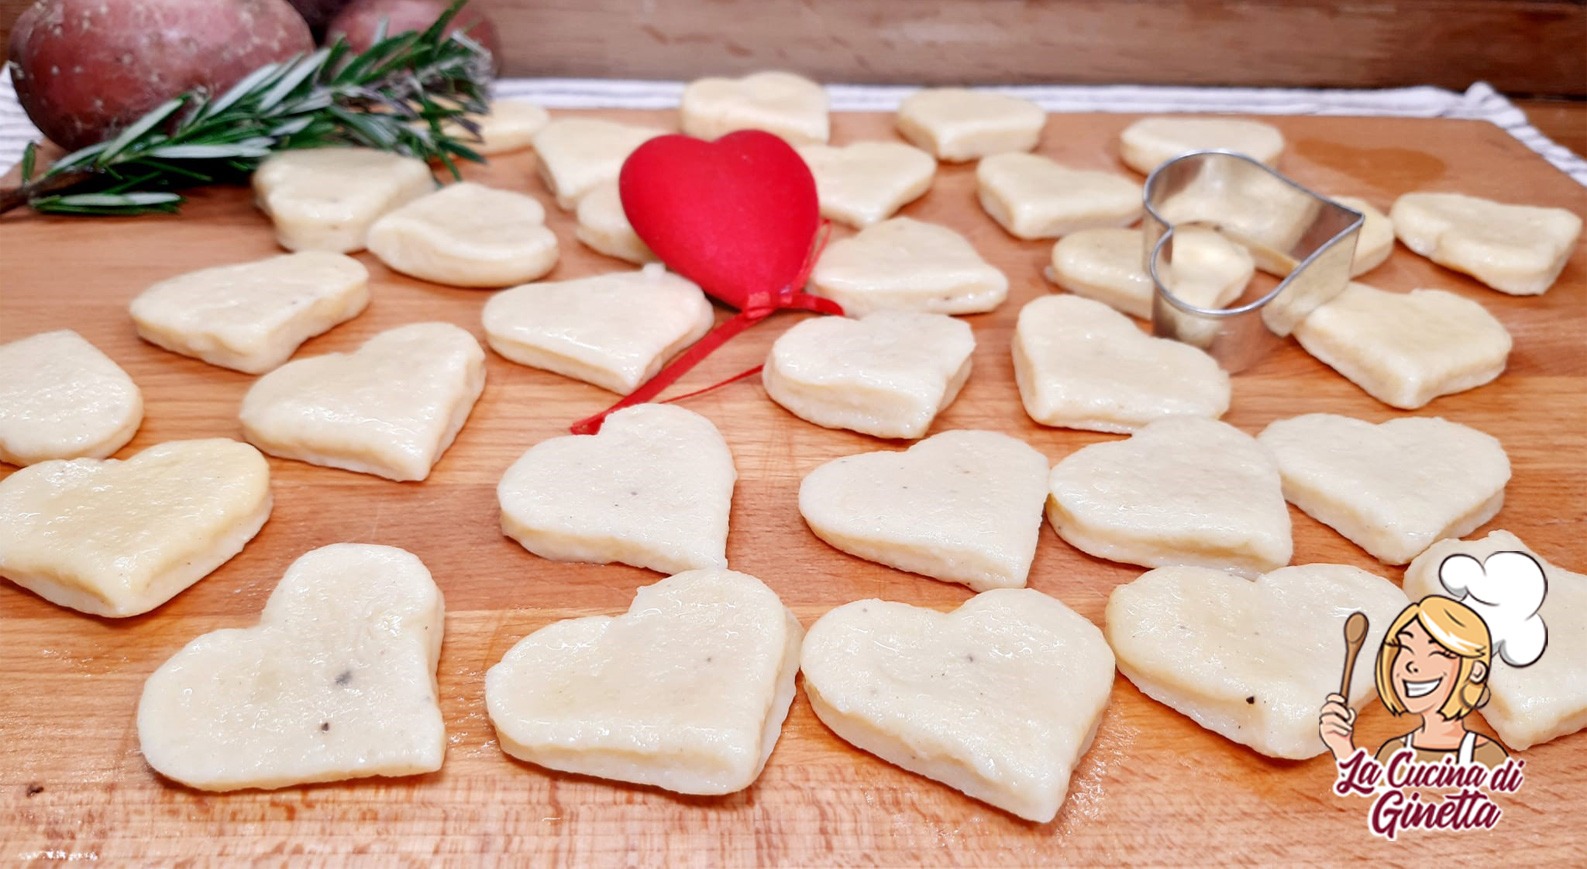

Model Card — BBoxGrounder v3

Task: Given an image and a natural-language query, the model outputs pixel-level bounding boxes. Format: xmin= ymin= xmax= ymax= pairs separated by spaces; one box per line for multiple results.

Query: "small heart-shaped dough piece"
xmin=487 ymin=568 xmax=801 ymax=795
xmin=1390 ymin=192 xmax=1582 ymax=295
xmin=1048 ymin=417 xmax=1292 ymax=577
xmin=0 ymin=439 xmax=271 ymax=617
xmin=1046 ymin=226 xmax=1253 ymax=320
xmin=681 ymin=71 xmax=829 ymax=145
xmin=498 ymin=404 xmax=736 ymax=573
xmin=533 ymin=118 xmax=667 ymax=209
xmin=0 ymin=330 xmax=142 ymax=465
xmin=895 ymin=88 xmax=1045 ymax=162
xmin=1259 ymin=414 xmax=1510 ymax=565
xmin=241 ymin=323 xmax=486 ymax=482
xmin=764 ymin=310 xmax=973 ymax=439
xmin=138 ymin=544 xmax=445 ymax=791
xmin=445 ymin=99 xmax=549 ymax=155
xmin=1293 ymin=282 xmax=1511 ymax=410
xmin=1013 ymin=295 xmax=1230 ymax=432
xmin=799 ymin=430 xmax=1049 ymax=591
xmin=797 ymin=141 xmax=936 ymax=228
xmin=1405 ymin=531 xmax=1586 ymax=750
xmin=575 ymin=181 xmax=658 ymax=265
xmin=130 ymin=252 xmax=369 ymax=374
xmin=253 ymin=148 xmax=434 ymax=253
xmin=977 ymin=153 xmax=1141 ymax=240
xmin=483 ymin=265 xmax=713 ymax=395
xmin=810 ymin=217 xmax=1008 ymax=316
xmin=801 ymin=588 xmax=1114 ymax=822
xmin=1118 ymin=116 xmax=1285 ymax=175
xmin=367 ymin=182 xmax=559 ymax=288
xmin=1106 ymin=563 xmax=1408 ymax=759
xmin=1331 ymin=196 xmax=1394 ymax=277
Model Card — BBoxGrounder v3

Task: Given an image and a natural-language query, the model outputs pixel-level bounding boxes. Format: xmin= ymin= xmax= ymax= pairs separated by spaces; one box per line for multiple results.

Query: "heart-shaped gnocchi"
xmin=253 ymin=148 xmax=435 ymax=253
xmin=0 ymin=439 xmax=270 ymax=617
xmin=797 ymin=141 xmax=936 ymax=228
xmin=977 ymin=153 xmax=1141 ymax=240
xmin=1258 ymin=414 xmax=1510 ymax=565
xmin=1105 ymin=563 xmax=1408 ymax=759
xmin=1117 ymin=116 xmax=1285 ymax=175
xmin=809 ymin=217 xmax=1008 ymax=316
xmin=240 ymin=323 xmax=486 ymax=482
xmin=0 ymin=330 xmax=142 ymax=465
xmin=680 ymin=71 xmax=829 ymax=145
xmin=895 ymin=88 xmax=1045 ymax=162
xmin=801 ymin=588 xmax=1115 ymax=822
xmin=498 ymin=404 xmax=736 ymax=574
xmin=1046 ymin=226 xmax=1253 ymax=320
xmin=575 ymin=181 xmax=658 ymax=265
xmin=486 ymin=568 xmax=802 ymax=795
xmin=137 ymin=544 xmax=445 ymax=791
xmin=367 ymin=182 xmax=559 ymax=288
xmin=799 ymin=430 xmax=1049 ymax=591
xmin=1390 ymin=192 xmax=1582 ymax=295
xmin=532 ymin=118 xmax=667 ymax=209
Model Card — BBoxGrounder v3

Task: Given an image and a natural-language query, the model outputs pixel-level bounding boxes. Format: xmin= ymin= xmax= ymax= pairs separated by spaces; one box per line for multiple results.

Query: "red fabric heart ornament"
xmin=570 ymin=130 xmax=842 ymax=434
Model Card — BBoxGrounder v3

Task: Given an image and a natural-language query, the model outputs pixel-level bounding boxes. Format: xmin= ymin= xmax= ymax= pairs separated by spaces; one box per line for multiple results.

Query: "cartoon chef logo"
xmin=1318 ymin=550 xmax=1549 ymax=840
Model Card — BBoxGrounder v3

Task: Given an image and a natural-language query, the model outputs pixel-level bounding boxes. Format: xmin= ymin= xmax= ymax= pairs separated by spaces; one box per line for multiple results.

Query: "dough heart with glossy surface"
xmin=1390 ymin=192 xmax=1581 ymax=295
xmin=253 ymin=147 xmax=434 ymax=253
xmin=0 ymin=330 xmax=142 ymax=465
xmin=367 ymin=182 xmax=559 ymax=288
xmin=681 ymin=71 xmax=830 ymax=145
xmin=575 ymin=181 xmax=658 ymax=265
xmin=797 ymin=141 xmax=936 ymax=228
xmin=1046 ymin=226 xmax=1253 ymax=320
xmin=809 ymin=217 xmax=1008 ymax=316
xmin=1118 ymin=116 xmax=1284 ymax=175
xmin=532 ymin=118 xmax=667 ymax=209
xmin=895 ymin=88 xmax=1045 ymax=162
xmin=977 ymin=152 xmax=1141 ymax=240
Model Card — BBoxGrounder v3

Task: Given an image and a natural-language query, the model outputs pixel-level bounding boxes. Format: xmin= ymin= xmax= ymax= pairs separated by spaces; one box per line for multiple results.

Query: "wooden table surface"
xmin=1 ymin=110 xmax=1584 ymax=865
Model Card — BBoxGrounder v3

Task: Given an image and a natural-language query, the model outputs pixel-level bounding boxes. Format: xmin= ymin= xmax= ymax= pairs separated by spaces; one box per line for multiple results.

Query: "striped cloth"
xmin=3 ymin=70 xmax=1582 ymax=185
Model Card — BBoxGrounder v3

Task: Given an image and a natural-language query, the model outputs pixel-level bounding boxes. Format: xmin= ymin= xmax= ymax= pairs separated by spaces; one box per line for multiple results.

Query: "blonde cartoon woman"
xmin=1319 ymin=595 xmax=1509 ymax=768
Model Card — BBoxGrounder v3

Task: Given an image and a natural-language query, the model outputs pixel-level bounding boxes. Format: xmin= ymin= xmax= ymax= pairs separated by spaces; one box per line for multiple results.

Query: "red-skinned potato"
xmin=327 ymin=0 xmax=500 ymax=68
xmin=7 ymin=0 xmax=315 ymax=151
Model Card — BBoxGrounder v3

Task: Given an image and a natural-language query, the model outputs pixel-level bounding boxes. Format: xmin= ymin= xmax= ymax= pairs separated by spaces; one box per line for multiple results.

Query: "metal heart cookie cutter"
xmin=1143 ymin=150 xmax=1363 ymax=370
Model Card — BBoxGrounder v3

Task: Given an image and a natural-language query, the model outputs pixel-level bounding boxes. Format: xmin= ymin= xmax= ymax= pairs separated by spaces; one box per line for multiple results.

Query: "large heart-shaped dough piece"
xmin=1293 ymin=282 xmax=1512 ymax=410
xmin=130 ymin=252 xmax=369 ymax=374
xmin=1405 ymin=530 xmax=1586 ymax=750
xmin=253 ymin=148 xmax=434 ymax=253
xmin=0 ymin=439 xmax=271 ymax=617
xmin=1118 ymin=116 xmax=1284 ymax=175
xmin=533 ymin=118 xmax=667 ymax=209
xmin=486 ymin=568 xmax=801 ymax=795
xmin=895 ymin=88 xmax=1045 ymax=162
xmin=1390 ymin=192 xmax=1582 ymax=296
xmin=1258 ymin=414 xmax=1510 ymax=565
xmin=810 ymin=217 xmax=1008 ymax=316
xmin=482 ymin=265 xmax=713 ymax=395
xmin=367 ymin=182 xmax=559 ymax=288
xmin=240 ymin=323 xmax=486 ymax=482
xmin=797 ymin=141 xmax=936 ymax=228
xmin=977 ymin=153 xmax=1141 ymax=240
xmin=799 ymin=430 xmax=1049 ymax=591
xmin=1046 ymin=226 xmax=1253 ymax=320
xmin=680 ymin=71 xmax=829 ymax=145
xmin=1047 ymin=417 xmax=1292 ymax=577
xmin=575 ymin=181 xmax=658 ymax=265
xmin=1106 ymin=563 xmax=1407 ymax=759
xmin=801 ymin=589 xmax=1114 ymax=822
xmin=764 ymin=310 xmax=974 ymax=439
xmin=1013 ymin=295 xmax=1230 ymax=433
xmin=498 ymin=404 xmax=736 ymax=573
xmin=0 ymin=330 xmax=142 ymax=465
xmin=138 ymin=544 xmax=445 ymax=791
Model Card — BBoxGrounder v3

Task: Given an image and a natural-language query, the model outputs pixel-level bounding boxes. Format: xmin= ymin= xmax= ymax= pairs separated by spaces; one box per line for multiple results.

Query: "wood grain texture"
xmin=1 ymin=110 xmax=1585 ymax=864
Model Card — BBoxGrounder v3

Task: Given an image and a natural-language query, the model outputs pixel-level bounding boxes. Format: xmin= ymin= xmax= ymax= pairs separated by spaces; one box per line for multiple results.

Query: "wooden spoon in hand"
xmin=1340 ymin=611 xmax=1370 ymax=697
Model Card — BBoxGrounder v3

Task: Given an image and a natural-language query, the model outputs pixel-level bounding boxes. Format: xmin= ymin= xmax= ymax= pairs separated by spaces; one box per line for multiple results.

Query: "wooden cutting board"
xmin=2 ymin=110 xmax=1583 ymax=864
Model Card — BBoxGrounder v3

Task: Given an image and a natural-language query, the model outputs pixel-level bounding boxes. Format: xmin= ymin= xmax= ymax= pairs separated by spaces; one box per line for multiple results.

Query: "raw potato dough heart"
xmin=575 ymin=181 xmax=658 ymax=264
xmin=810 ymin=217 xmax=1008 ymax=316
xmin=799 ymin=430 xmax=1049 ymax=591
xmin=1404 ymin=531 xmax=1586 ymax=750
xmin=681 ymin=71 xmax=829 ymax=145
xmin=1390 ymin=192 xmax=1582 ymax=295
xmin=1118 ymin=116 xmax=1285 ymax=175
xmin=1047 ymin=417 xmax=1292 ymax=577
xmin=533 ymin=118 xmax=667 ymax=209
xmin=1105 ymin=563 xmax=1408 ymax=759
xmin=253 ymin=148 xmax=434 ymax=253
xmin=1013 ymin=295 xmax=1230 ymax=432
xmin=138 ymin=544 xmax=445 ymax=791
xmin=796 ymin=141 xmax=936 ymax=228
xmin=446 ymin=99 xmax=549 ymax=155
xmin=895 ymin=88 xmax=1045 ymax=162
xmin=0 ymin=330 xmax=142 ymax=465
xmin=1258 ymin=414 xmax=1510 ymax=565
xmin=482 ymin=265 xmax=713 ymax=395
xmin=0 ymin=439 xmax=270 ymax=617
xmin=1330 ymin=196 xmax=1394 ymax=277
xmin=764 ymin=310 xmax=974 ymax=439
xmin=367 ymin=182 xmax=559 ymax=288
xmin=130 ymin=252 xmax=369 ymax=374
xmin=486 ymin=568 xmax=801 ymax=795
xmin=977 ymin=153 xmax=1142 ymax=240
xmin=1046 ymin=226 xmax=1253 ymax=320
xmin=1292 ymin=282 xmax=1511 ymax=410
xmin=240 ymin=323 xmax=486 ymax=482
xmin=497 ymin=404 xmax=736 ymax=574
xmin=801 ymin=588 xmax=1115 ymax=822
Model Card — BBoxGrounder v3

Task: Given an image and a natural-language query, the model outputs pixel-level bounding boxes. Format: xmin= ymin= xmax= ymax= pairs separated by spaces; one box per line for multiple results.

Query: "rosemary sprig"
xmin=0 ymin=1 xmax=492 ymax=217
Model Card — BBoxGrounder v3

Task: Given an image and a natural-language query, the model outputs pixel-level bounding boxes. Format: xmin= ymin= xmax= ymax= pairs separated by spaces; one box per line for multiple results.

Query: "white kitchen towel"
xmin=2 ymin=70 xmax=1582 ymax=184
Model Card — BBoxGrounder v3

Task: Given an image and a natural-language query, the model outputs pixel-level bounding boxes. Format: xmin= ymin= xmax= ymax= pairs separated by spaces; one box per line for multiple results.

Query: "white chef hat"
xmin=1436 ymin=550 xmax=1549 ymax=667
